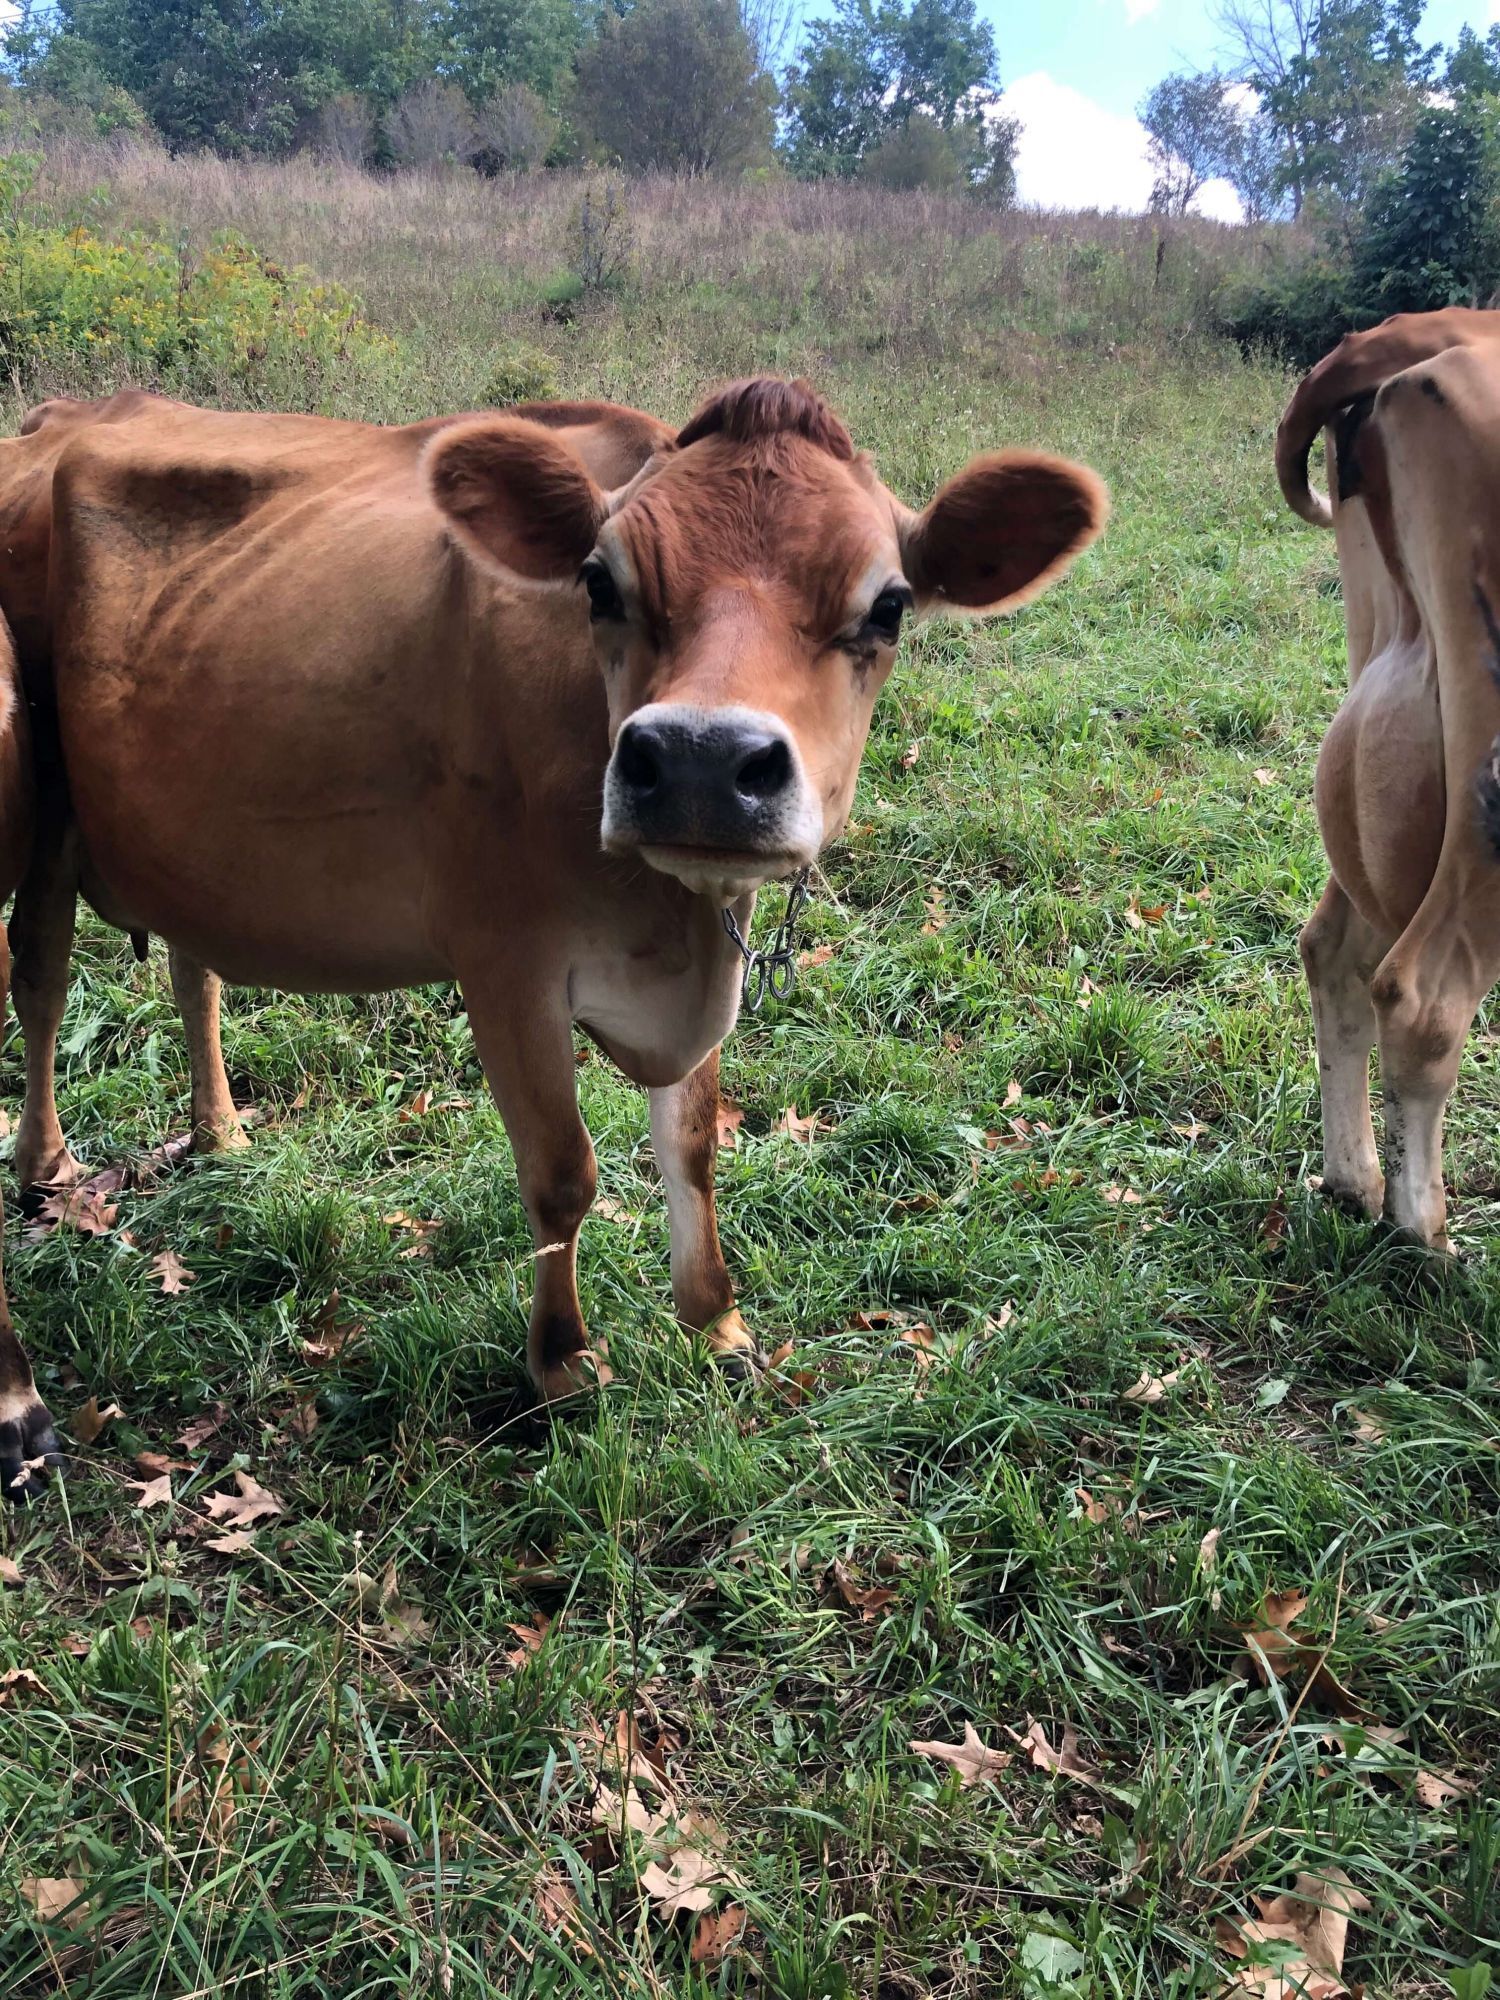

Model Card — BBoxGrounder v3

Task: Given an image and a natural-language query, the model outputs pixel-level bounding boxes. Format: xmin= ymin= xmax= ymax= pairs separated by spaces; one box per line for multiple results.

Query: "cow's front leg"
xmin=648 ymin=1047 xmax=762 ymax=1377
xmin=464 ymin=977 xmax=611 ymax=1400
xmin=10 ymin=824 xmax=86 ymax=1196
xmin=168 ymin=948 xmax=248 ymax=1154
xmin=0 ymin=927 xmax=61 ymax=1502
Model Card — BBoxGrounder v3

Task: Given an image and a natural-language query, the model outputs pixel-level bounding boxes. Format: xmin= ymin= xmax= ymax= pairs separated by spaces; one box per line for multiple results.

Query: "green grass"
xmin=0 ymin=164 xmax=1496 ymax=1999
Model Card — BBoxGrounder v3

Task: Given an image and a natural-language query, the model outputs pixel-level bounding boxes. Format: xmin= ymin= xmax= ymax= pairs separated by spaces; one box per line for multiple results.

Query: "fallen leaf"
xmin=1239 ymin=1590 xmax=1363 ymax=1715
xmin=177 ymin=1404 xmax=228 ymax=1452
xmin=1261 ymin=1193 xmax=1288 ymax=1248
xmin=126 ymin=1473 xmax=173 ymax=1510
xmin=900 ymin=739 xmax=921 ymax=769
xmin=505 ymin=1612 xmax=551 ymax=1671
xmin=1216 ymin=1865 xmax=1368 ymax=1997
xmin=201 ymin=1470 xmax=284 ymax=1529
xmin=1075 ymin=1486 xmax=1120 ymax=1525
xmin=1414 ymin=1766 xmax=1476 ymax=1809
xmin=1253 ymin=767 xmax=1278 ymax=786
xmin=398 ymin=1088 xmax=432 ymax=1121
xmin=773 ymin=1104 xmax=829 ymax=1144
xmin=282 ymin=1397 xmax=319 ymax=1441
xmin=203 ymin=1529 xmax=258 ymax=1555
xmin=0 ymin=1555 xmax=21 ymax=1586
xmin=1077 ymin=974 xmax=1097 ymax=1010
xmin=921 ymin=886 xmax=947 ymax=934
xmin=796 ymin=942 xmax=835 ymax=969
xmin=1199 ymin=1527 xmax=1223 ymax=1572
xmin=1006 ymin=1718 xmax=1103 ymax=1789
xmin=639 ymin=1814 xmax=745 ymax=1917
xmin=909 ymin=1721 xmax=1012 ymax=1788
xmin=715 ymin=1100 xmax=745 ymax=1150
xmin=19 ymin=1873 xmax=90 ymax=1930
xmin=149 ymin=1249 xmax=195 ymax=1295
xmin=1122 ymin=1368 xmax=1180 ymax=1405
xmin=0 ymin=1666 xmax=46 ymax=1704
xmin=384 ymin=1210 xmax=443 ymax=1258
xmin=1172 ymin=1118 xmax=1211 ymax=1141
xmin=825 ymin=1558 xmax=897 ymax=1621
xmin=1348 ymin=1408 xmax=1384 ymax=1446
xmin=1004 ymin=1079 xmax=1023 ymax=1108
xmin=691 ymin=1905 xmax=746 ymax=1966
xmin=134 ymin=1451 xmax=189 ymax=1478
xmin=70 ymin=1396 xmax=121 ymax=1445
xmin=987 ymin=1301 xmax=1015 ymax=1334
xmin=1102 ymin=1184 xmax=1144 ymax=1206
xmin=534 ymin=1863 xmax=594 ymax=1954
xmin=302 ymin=1293 xmax=362 ymax=1364
xmin=27 ymin=1184 xmax=118 ymax=1241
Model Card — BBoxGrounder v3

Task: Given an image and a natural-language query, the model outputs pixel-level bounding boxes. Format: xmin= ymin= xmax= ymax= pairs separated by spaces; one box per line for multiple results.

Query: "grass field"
xmin=0 ymin=154 xmax=1496 ymax=1999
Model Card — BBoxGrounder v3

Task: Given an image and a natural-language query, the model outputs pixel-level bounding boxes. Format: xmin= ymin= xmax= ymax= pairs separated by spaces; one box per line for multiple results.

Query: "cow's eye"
xmin=865 ymin=588 xmax=911 ymax=642
xmin=581 ymin=558 xmax=625 ymax=623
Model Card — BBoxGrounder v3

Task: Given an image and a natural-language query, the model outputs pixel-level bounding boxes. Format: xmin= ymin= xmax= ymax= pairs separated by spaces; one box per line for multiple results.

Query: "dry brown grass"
xmin=33 ymin=138 xmax=1292 ymax=364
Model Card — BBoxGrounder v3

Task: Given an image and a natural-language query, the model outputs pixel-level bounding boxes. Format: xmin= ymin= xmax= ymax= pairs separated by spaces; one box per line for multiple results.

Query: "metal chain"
xmin=722 ymin=867 xmax=812 ymax=1015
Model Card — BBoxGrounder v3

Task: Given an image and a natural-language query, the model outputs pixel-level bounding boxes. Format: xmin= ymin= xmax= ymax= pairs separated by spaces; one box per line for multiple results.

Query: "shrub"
xmin=481 ymin=342 xmax=559 ymax=405
xmin=385 ymin=82 xmax=473 ymax=169
xmin=568 ymin=176 xmax=632 ymax=293
xmin=1222 ymin=101 xmax=1500 ymax=368
xmin=859 ymin=115 xmax=966 ymax=192
xmin=0 ymin=157 xmax=395 ymax=394
xmin=469 ymin=85 xmax=558 ymax=175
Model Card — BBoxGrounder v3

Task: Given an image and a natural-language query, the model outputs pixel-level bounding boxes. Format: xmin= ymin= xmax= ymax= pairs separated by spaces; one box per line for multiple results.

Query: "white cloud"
xmin=1124 ymin=0 xmax=1162 ymax=21
xmin=999 ymin=70 xmax=1245 ymax=220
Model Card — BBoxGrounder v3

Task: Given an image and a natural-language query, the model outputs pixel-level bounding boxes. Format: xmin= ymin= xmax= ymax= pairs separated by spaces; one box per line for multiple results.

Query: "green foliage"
xmin=782 ymin=0 xmax=1003 ymax=182
xmin=1139 ymin=71 xmax=1238 ymax=217
xmin=0 ymin=154 xmax=393 ymax=391
xmin=1224 ymin=100 xmax=1500 ymax=367
xmin=572 ymin=0 xmax=775 ymax=176
xmin=481 ymin=340 xmax=558 ymax=405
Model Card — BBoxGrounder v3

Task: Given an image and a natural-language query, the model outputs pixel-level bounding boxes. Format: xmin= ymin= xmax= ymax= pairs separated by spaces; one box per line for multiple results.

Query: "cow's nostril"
xmin=735 ymin=738 xmax=792 ymax=800
xmin=616 ymin=725 xmax=661 ymax=795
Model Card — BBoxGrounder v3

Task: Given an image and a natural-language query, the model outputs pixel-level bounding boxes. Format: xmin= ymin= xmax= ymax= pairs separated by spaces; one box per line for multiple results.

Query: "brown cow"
xmin=0 ymin=390 xmax=679 ymax=1186
xmin=1277 ymin=311 xmax=1500 ymax=1247
xmin=0 ymin=377 xmax=1106 ymax=1498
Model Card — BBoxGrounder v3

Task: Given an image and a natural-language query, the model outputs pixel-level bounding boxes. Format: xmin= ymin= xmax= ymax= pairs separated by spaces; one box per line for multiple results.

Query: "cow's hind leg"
xmin=648 ymin=1047 xmax=761 ymax=1377
xmin=0 ymin=926 xmax=61 ymax=1502
xmin=10 ymin=826 xmax=85 ymax=1197
xmin=1371 ymin=896 xmax=1500 ymax=1250
xmin=168 ymin=948 xmax=247 ymax=1153
xmin=463 ymin=975 xmax=610 ymax=1401
xmin=1299 ymin=877 xmax=1391 ymax=1218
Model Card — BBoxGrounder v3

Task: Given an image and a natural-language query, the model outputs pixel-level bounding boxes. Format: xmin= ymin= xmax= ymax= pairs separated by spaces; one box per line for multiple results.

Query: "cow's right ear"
xmin=424 ymin=419 xmax=607 ymax=584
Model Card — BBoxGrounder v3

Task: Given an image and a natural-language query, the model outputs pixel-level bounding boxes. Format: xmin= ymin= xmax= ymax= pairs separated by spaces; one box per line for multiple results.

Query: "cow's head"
xmin=426 ymin=379 xmax=1107 ymax=901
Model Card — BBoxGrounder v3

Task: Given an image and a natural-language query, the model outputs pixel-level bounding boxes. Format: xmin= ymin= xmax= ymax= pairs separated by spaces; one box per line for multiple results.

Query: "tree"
xmin=1214 ymin=0 xmax=1434 ymax=214
xmin=440 ymin=0 xmax=582 ymax=106
xmin=573 ymin=0 xmax=774 ymax=175
xmin=386 ymin=76 xmax=471 ymax=164
xmin=782 ymin=0 xmax=1001 ymax=181
xmin=1221 ymin=103 xmax=1288 ymax=221
xmin=1445 ymin=23 xmax=1500 ymax=101
xmin=1355 ymin=100 xmax=1500 ymax=312
xmin=8 ymin=0 xmax=435 ymax=154
xmin=469 ymin=82 xmax=557 ymax=172
xmin=1139 ymin=71 xmax=1236 ymax=215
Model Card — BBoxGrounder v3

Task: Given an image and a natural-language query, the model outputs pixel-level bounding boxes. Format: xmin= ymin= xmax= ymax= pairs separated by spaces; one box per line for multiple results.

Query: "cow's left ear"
xmin=425 ymin=418 xmax=607 ymax=584
xmin=900 ymin=452 xmax=1109 ymax=614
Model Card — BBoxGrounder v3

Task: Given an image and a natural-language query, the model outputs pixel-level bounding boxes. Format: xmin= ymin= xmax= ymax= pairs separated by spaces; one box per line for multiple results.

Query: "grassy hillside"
xmin=0 ymin=154 xmax=1493 ymax=1999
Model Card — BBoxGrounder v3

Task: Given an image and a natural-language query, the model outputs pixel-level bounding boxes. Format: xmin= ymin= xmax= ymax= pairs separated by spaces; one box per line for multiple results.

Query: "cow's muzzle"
xmin=601 ymin=702 xmax=821 ymax=897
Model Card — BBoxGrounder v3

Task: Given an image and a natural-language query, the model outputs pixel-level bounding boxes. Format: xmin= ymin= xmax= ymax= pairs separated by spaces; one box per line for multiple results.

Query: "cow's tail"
xmin=1275 ymin=315 xmax=1480 ymax=527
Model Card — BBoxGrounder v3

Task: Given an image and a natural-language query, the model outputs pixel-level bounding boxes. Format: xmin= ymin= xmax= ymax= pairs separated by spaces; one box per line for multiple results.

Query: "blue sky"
xmin=955 ymin=0 xmax=1500 ymax=211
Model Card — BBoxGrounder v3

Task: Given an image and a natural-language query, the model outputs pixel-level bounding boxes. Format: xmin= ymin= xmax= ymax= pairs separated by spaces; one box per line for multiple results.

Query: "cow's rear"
xmin=1288 ymin=316 xmax=1500 ymax=1248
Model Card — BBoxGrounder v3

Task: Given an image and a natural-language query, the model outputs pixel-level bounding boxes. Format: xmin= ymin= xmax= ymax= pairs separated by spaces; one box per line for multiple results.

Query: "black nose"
xmin=611 ymin=714 xmax=798 ymax=847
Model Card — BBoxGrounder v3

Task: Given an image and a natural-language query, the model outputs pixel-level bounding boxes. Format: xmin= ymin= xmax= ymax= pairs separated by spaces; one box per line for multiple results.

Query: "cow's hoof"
xmin=193 ymin=1116 xmax=251 ymax=1157
xmin=18 ymin=1150 xmax=90 ymax=1219
xmin=1320 ymin=1176 xmax=1384 ymax=1221
xmin=535 ymin=1342 xmax=613 ymax=1404
xmin=705 ymin=1308 xmax=765 ymax=1382
xmin=0 ymin=1394 xmax=63 ymax=1504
